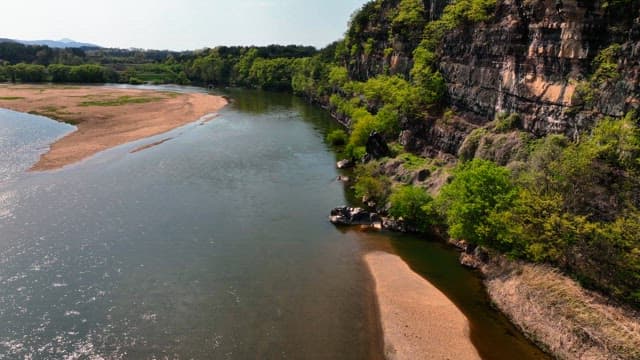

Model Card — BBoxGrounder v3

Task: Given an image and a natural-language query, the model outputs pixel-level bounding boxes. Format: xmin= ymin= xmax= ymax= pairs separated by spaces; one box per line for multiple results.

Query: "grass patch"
xmin=161 ymin=91 xmax=181 ymax=99
xmin=79 ymin=95 xmax=162 ymax=107
xmin=29 ymin=106 xmax=79 ymax=125
xmin=397 ymin=152 xmax=428 ymax=171
xmin=0 ymin=96 xmax=25 ymax=100
xmin=489 ymin=262 xmax=640 ymax=360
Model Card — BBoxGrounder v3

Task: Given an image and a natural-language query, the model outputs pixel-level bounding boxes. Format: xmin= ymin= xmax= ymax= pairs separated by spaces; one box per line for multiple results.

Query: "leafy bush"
xmin=494 ymin=112 xmax=521 ymax=132
xmin=326 ymin=129 xmax=348 ymax=146
xmin=437 ymin=159 xmax=518 ymax=246
xmin=589 ymin=112 xmax=640 ymax=170
xmin=389 ymin=185 xmax=436 ymax=231
xmin=354 ymin=175 xmax=391 ymax=204
xmin=593 ymin=44 xmax=622 ymax=84
xmin=458 ymin=128 xmax=488 ymax=160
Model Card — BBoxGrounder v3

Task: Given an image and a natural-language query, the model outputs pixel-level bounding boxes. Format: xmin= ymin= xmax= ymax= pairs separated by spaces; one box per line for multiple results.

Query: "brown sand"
xmin=365 ymin=252 xmax=481 ymax=360
xmin=0 ymin=84 xmax=227 ymax=170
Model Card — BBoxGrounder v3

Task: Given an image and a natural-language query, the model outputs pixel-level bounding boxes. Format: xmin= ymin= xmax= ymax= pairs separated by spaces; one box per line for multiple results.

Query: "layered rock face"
xmin=347 ymin=0 xmax=639 ymax=155
xmin=440 ymin=0 xmax=640 ymax=138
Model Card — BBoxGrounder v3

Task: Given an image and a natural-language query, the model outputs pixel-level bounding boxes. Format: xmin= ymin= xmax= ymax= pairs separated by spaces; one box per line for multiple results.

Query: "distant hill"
xmin=0 ymin=38 xmax=101 ymax=48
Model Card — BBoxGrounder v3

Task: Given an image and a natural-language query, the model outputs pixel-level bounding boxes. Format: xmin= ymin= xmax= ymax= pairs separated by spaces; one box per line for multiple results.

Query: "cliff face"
xmin=348 ymin=0 xmax=640 ymax=155
xmin=346 ymin=0 xmax=449 ymax=81
xmin=441 ymin=0 xmax=640 ymax=139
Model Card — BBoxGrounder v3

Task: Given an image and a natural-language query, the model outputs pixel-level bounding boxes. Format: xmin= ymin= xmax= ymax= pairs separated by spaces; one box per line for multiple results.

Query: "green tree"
xmin=10 ymin=63 xmax=46 ymax=82
xmin=438 ymin=159 xmax=518 ymax=246
xmin=389 ymin=185 xmax=436 ymax=231
xmin=48 ymin=64 xmax=71 ymax=82
xmin=249 ymin=58 xmax=295 ymax=91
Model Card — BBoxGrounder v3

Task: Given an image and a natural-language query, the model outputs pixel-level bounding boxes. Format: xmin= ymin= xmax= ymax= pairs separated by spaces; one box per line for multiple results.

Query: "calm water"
xmin=0 ymin=109 xmax=75 ymax=184
xmin=0 ymin=87 xmax=548 ymax=359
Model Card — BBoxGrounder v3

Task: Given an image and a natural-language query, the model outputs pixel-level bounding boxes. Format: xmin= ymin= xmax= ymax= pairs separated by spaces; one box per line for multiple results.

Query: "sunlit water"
xmin=0 ymin=89 xmax=380 ymax=359
xmin=0 ymin=109 xmax=75 ymax=184
xmin=0 ymin=86 xmax=548 ymax=359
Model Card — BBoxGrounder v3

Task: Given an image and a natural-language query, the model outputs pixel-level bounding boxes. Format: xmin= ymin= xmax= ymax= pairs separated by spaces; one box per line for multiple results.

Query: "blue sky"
xmin=2 ymin=0 xmax=367 ymax=50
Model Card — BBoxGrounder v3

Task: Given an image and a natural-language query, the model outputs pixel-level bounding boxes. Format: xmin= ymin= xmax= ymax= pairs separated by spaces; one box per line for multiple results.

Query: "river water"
xmin=0 ymin=86 xmax=548 ymax=359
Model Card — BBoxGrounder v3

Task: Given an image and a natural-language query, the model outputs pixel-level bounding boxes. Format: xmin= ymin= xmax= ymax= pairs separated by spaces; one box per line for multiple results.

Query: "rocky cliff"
xmin=441 ymin=0 xmax=639 ymax=137
xmin=346 ymin=0 xmax=450 ymax=81
xmin=348 ymin=0 xmax=640 ymax=155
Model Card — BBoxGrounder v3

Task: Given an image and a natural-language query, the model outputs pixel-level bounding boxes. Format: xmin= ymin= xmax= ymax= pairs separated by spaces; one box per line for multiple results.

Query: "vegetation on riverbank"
xmin=1 ymin=0 xmax=638 ymax=326
xmin=484 ymin=257 xmax=640 ymax=360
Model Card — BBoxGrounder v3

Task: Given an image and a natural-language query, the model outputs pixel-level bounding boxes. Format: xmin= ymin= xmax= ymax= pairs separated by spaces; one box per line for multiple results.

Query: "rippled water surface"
xmin=0 ymin=109 xmax=75 ymax=183
xmin=0 ymin=89 xmax=379 ymax=359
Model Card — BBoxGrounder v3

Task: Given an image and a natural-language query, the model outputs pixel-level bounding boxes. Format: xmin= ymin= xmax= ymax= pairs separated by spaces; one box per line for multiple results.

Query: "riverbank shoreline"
xmin=0 ymin=84 xmax=227 ymax=170
xmin=457 ymin=246 xmax=640 ymax=360
xmin=364 ymin=251 xmax=480 ymax=360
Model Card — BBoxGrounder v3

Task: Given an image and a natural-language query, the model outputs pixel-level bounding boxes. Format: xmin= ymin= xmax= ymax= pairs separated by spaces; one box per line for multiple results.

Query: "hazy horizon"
xmin=3 ymin=0 xmax=367 ymax=51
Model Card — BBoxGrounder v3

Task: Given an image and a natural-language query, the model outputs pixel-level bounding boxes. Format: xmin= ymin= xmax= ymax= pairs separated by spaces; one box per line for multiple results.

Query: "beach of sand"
xmin=0 ymin=84 xmax=227 ymax=170
xmin=365 ymin=251 xmax=481 ymax=360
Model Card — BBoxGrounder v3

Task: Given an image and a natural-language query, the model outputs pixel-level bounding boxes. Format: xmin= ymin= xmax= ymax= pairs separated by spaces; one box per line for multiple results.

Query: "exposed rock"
xmin=336 ymin=175 xmax=351 ymax=182
xmin=365 ymin=131 xmax=391 ymax=159
xmin=417 ymin=169 xmax=431 ymax=182
xmin=474 ymin=246 xmax=490 ymax=263
xmin=382 ymin=217 xmax=407 ymax=233
xmin=329 ymin=206 xmax=382 ymax=227
xmin=343 ymin=0 xmax=639 ymax=157
xmin=453 ymin=240 xmax=489 ymax=269
xmin=336 ymin=159 xmax=354 ymax=169
xmin=439 ymin=0 xmax=640 ymax=139
xmin=460 ymin=253 xmax=484 ymax=269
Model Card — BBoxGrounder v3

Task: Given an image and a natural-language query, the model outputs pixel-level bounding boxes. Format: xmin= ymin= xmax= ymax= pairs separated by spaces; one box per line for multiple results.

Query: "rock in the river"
xmin=336 ymin=159 xmax=354 ymax=169
xmin=460 ymin=253 xmax=483 ymax=269
xmin=329 ymin=206 xmax=382 ymax=227
xmin=336 ymin=175 xmax=351 ymax=182
xmin=459 ymin=246 xmax=490 ymax=269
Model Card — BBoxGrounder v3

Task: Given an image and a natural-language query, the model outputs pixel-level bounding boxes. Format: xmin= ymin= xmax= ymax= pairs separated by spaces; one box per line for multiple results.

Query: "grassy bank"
xmin=483 ymin=256 xmax=640 ymax=360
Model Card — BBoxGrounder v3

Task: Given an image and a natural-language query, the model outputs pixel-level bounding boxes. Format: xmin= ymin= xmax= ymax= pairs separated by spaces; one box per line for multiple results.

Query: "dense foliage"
xmin=389 ymin=185 xmax=436 ymax=231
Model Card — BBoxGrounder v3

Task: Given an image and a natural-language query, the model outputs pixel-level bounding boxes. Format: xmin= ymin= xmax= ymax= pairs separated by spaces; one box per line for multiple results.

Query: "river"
xmin=0 ymin=86 xmax=548 ymax=359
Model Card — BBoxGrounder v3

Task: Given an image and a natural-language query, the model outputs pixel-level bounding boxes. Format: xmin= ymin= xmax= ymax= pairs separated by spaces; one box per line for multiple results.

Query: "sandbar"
xmin=365 ymin=251 xmax=480 ymax=360
xmin=0 ymin=84 xmax=227 ymax=170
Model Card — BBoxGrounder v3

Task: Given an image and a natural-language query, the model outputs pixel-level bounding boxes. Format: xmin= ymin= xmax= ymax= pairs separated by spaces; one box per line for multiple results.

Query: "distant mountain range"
xmin=0 ymin=38 xmax=101 ymax=48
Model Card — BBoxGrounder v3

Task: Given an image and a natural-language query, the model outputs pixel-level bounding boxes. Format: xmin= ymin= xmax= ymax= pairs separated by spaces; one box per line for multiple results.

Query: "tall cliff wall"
xmin=441 ymin=0 xmax=640 ymax=138
xmin=347 ymin=0 xmax=640 ymax=155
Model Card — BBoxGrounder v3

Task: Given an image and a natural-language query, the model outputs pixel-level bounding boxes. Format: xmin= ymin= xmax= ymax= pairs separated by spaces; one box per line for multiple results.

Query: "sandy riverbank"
xmin=0 ymin=84 xmax=227 ymax=170
xmin=365 ymin=251 xmax=480 ymax=360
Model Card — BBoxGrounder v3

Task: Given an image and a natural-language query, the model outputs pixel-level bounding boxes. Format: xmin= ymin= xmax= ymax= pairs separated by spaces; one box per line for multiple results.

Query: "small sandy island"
xmin=365 ymin=252 xmax=480 ymax=360
xmin=0 ymin=84 xmax=227 ymax=171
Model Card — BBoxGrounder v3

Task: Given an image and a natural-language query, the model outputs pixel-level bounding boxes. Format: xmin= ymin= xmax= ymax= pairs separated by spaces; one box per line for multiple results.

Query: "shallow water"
xmin=0 ymin=87 xmax=548 ymax=359
xmin=0 ymin=89 xmax=379 ymax=359
xmin=0 ymin=109 xmax=75 ymax=184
